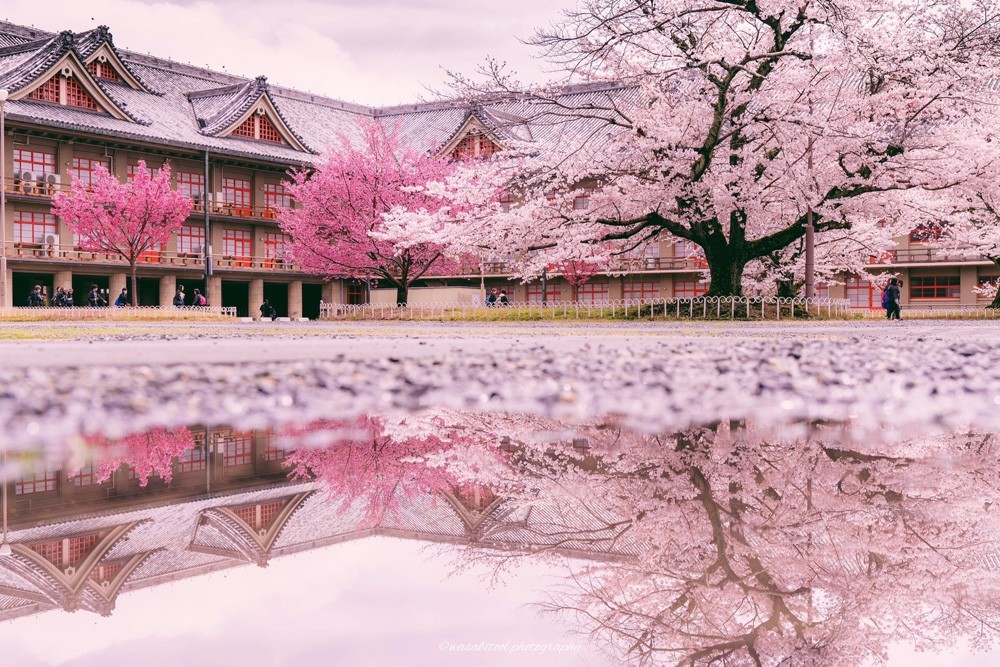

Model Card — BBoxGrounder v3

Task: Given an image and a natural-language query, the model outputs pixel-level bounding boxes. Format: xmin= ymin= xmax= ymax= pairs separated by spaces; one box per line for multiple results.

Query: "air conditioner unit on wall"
xmin=45 ymin=234 xmax=60 ymax=247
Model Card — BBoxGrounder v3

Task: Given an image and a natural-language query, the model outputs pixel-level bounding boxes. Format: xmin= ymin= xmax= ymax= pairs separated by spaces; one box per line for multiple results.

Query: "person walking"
xmin=53 ymin=287 xmax=66 ymax=307
xmin=87 ymin=284 xmax=106 ymax=308
xmin=499 ymin=289 xmax=510 ymax=306
xmin=65 ymin=288 xmax=75 ymax=307
xmin=486 ymin=288 xmax=498 ymax=307
xmin=114 ymin=288 xmax=129 ymax=307
xmin=885 ymin=278 xmax=902 ymax=320
xmin=172 ymin=285 xmax=186 ymax=307
xmin=192 ymin=288 xmax=207 ymax=307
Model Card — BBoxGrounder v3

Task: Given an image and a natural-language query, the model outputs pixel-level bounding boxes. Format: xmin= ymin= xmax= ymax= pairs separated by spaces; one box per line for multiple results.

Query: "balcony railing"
xmin=437 ymin=256 xmax=708 ymax=277
xmin=3 ymin=243 xmax=297 ymax=272
xmin=868 ymin=248 xmax=991 ymax=265
xmin=3 ymin=175 xmax=70 ymax=198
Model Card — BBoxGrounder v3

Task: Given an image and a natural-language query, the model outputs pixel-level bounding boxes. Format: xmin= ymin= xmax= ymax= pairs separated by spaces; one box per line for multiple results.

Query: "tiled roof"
xmin=0 ymin=19 xmax=629 ymax=167
xmin=72 ymin=25 xmax=156 ymax=94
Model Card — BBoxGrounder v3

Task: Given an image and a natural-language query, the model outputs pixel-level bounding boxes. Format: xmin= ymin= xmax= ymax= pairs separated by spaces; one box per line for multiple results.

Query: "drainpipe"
xmin=204 ymin=151 xmax=213 ymax=304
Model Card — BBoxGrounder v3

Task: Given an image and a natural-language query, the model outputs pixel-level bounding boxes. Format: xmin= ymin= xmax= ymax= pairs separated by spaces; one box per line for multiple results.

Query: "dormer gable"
xmin=189 ymin=75 xmax=314 ymax=153
xmin=437 ymin=107 xmax=529 ymax=160
xmin=75 ymin=26 xmax=155 ymax=93
xmin=0 ymin=31 xmax=144 ymax=123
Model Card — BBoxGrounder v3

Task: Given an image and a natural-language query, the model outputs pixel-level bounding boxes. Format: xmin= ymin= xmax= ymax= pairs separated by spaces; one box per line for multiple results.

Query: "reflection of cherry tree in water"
xmin=460 ymin=425 xmax=1000 ymax=666
xmin=82 ymin=426 xmax=195 ymax=487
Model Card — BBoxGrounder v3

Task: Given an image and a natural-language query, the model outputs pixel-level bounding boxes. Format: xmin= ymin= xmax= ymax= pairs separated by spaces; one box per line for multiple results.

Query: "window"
xmin=73 ymin=461 xmax=100 ymax=487
xmin=222 ymin=177 xmax=252 ymax=207
xmin=499 ymin=191 xmax=515 ymax=213
xmin=576 ymin=282 xmax=609 ymax=304
xmin=30 ymin=534 xmax=101 ymax=568
xmin=258 ymin=115 xmax=283 ymax=143
xmin=674 ymin=279 xmax=708 ymax=298
xmin=450 ymin=133 xmax=499 ymax=160
xmin=126 ymin=162 xmax=153 ymax=182
xmin=220 ymin=431 xmax=253 ymax=466
xmin=623 ymin=281 xmax=659 ymax=301
xmin=13 ymin=149 xmax=56 ymax=176
xmin=264 ymin=183 xmax=292 ymax=210
xmin=88 ymin=60 xmax=120 ymax=81
xmin=232 ymin=501 xmax=283 ymax=530
xmin=911 ymin=274 xmax=960 ymax=299
xmin=346 ymin=282 xmax=367 ymax=305
xmin=67 ymin=534 xmax=100 ymax=567
xmin=64 ymin=76 xmax=99 ymax=110
xmin=15 ymin=468 xmax=58 ymax=495
xmin=177 ymin=225 xmax=204 ymax=254
xmin=232 ymin=116 xmax=255 ymax=138
xmin=526 ymin=283 xmax=560 ymax=304
xmin=70 ymin=157 xmax=110 ymax=188
xmin=222 ymin=229 xmax=252 ymax=259
xmin=27 ymin=76 xmax=60 ymax=103
xmin=264 ymin=232 xmax=290 ymax=259
xmin=91 ymin=561 xmax=125 ymax=584
xmin=176 ymin=444 xmax=206 ymax=473
xmin=259 ymin=501 xmax=283 ymax=528
xmin=573 ymin=187 xmax=595 ymax=211
xmin=910 ymin=222 xmax=951 ymax=243
xmin=13 ymin=211 xmax=56 ymax=244
xmin=846 ymin=277 xmax=877 ymax=309
xmin=262 ymin=436 xmax=288 ymax=462
xmin=176 ymin=171 xmax=204 ymax=201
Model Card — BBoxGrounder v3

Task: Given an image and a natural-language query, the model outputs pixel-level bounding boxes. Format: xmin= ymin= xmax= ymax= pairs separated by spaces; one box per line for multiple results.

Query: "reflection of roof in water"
xmin=0 ymin=477 xmax=638 ymax=621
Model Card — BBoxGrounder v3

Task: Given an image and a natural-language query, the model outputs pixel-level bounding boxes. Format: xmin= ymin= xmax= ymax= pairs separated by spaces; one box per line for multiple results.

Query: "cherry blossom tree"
xmin=280 ymin=121 xmax=461 ymax=306
xmin=81 ymin=426 xmax=195 ymax=487
xmin=927 ymin=191 xmax=1000 ymax=308
xmin=52 ymin=160 xmax=192 ymax=306
xmin=410 ymin=0 xmax=1000 ymax=296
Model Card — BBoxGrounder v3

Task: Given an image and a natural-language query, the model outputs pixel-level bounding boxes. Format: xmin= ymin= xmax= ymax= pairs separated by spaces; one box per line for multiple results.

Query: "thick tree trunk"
xmin=396 ymin=284 xmax=408 ymax=307
xmin=130 ymin=262 xmax=138 ymax=307
xmin=704 ymin=250 xmax=746 ymax=297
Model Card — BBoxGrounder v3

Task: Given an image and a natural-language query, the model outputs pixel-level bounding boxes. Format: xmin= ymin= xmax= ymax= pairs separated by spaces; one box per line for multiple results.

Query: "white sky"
xmin=0 ymin=0 xmax=574 ymax=106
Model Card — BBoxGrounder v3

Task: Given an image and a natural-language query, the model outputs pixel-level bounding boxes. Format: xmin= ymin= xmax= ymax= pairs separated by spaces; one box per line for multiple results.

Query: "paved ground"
xmin=0 ymin=320 xmax=998 ymax=447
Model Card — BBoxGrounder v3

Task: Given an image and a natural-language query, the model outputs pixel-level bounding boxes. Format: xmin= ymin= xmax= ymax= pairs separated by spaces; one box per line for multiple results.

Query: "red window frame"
xmin=64 ymin=76 xmax=99 ymax=111
xmin=910 ymin=275 xmax=961 ymax=299
xmin=91 ymin=561 xmax=124 ymax=584
xmin=73 ymin=461 xmax=100 ymax=487
xmin=674 ymin=279 xmax=708 ymax=299
xmin=176 ymin=444 xmax=206 ymax=473
xmin=526 ymin=284 xmax=561 ymax=304
xmin=27 ymin=76 xmax=60 ymax=104
xmin=346 ymin=282 xmax=367 ymax=305
xmin=13 ymin=149 xmax=56 ymax=176
xmin=499 ymin=191 xmax=515 ymax=213
xmin=623 ymin=281 xmax=659 ymax=301
xmin=220 ymin=431 xmax=254 ymax=467
xmin=258 ymin=115 xmax=283 ymax=143
xmin=126 ymin=163 xmax=153 ymax=182
xmin=231 ymin=117 xmax=256 ymax=138
xmin=31 ymin=540 xmax=63 ymax=566
xmin=222 ymin=177 xmax=252 ymax=212
xmin=13 ymin=211 xmax=56 ymax=245
xmin=262 ymin=436 xmax=288 ymax=462
xmin=450 ymin=135 xmax=479 ymax=160
xmin=70 ymin=157 xmax=109 ymax=188
xmin=177 ymin=225 xmax=205 ymax=254
xmin=263 ymin=183 xmax=292 ymax=210
xmin=176 ymin=171 xmax=205 ymax=201
xmin=846 ymin=277 xmax=877 ymax=309
xmin=263 ymin=232 xmax=290 ymax=260
xmin=259 ymin=501 xmax=283 ymax=528
xmin=15 ymin=468 xmax=58 ymax=495
xmin=576 ymin=282 xmax=609 ymax=304
xmin=222 ymin=229 xmax=252 ymax=260
xmin=67 ymin=534 xmax=100 ymax=567
xmin=573 ymin=187 xmax=595 ymax=211
xmin=88 ymin=61 xmax=120 ymax=81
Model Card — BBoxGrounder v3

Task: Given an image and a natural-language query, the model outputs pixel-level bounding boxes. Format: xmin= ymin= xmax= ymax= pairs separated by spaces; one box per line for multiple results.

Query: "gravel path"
xmin=1 ymin=320 xmax=998 ymax=447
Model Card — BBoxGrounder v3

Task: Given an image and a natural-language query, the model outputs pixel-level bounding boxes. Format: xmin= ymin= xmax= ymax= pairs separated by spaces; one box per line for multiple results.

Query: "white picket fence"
xmin=0 ymin=306 xmax=238 ymax=320
xmin=319 ymin=297 xmax=853 ymax=321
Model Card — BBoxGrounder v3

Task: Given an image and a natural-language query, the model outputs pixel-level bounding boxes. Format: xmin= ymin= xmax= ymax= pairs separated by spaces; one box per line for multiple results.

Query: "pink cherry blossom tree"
xmin=52 ymin=160 xmax=192 ymax=306
xmin=81 ymin=426 xmax=195 ymax=487
xmin=415 ymin=0 xmax=1000 ymax=297
xmin=280 ymin=121 xmax=461 ymax=306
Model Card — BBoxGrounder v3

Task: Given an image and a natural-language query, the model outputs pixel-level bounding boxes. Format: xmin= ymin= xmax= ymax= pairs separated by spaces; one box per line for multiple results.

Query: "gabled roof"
xmin=189 ymin=75 xmax=314 ymax=153
xmin=0 ymin=30 xmax=147 ymax=124
xmin=435 ymin=106 xmax=532 ymax=157
xmin=74 ymin=25 xmax=156 ymax=94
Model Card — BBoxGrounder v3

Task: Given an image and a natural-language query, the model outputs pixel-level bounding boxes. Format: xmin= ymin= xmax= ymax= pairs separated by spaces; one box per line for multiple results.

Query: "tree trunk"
xmin=396 ymin=283 xmax=408 ymax=307
xmin=704 ymin=250 xmax=746 ymax=297
xmin=130 ymin=261 xmax=138 ymax=307
xmin=776 ymin=279 xmax=797 ymax=299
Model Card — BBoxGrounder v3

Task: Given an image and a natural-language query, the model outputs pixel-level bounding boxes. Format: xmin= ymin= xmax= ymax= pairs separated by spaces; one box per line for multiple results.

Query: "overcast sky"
xmin=1 ymin=0 xmax=573 ymax=106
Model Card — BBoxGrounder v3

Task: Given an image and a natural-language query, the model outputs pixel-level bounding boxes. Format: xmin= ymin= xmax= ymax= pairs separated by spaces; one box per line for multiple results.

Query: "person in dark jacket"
xmin=192 ymin=288 xmax=207 ymax=307
xmin=87 ymin=284 xmax=106 ymax=308
xmin=885 ymin=278 xmax=902 ymax=320
xmin=26 ymin=285 xmax=44 ymax=307
xmin=172 ymin=285 xmax=186 ymax=307
xmin=114 ymin=289 xmax=129 ymax=307
xmin=260 ymin=298 xmax=277 ymax=321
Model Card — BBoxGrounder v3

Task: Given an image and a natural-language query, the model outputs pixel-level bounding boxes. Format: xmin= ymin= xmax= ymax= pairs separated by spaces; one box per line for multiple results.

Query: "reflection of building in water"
xmin=0 ymin=428 xmax=635 ymax=621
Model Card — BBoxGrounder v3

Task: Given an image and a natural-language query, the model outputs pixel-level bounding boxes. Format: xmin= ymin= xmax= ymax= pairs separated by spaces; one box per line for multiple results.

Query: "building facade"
xmin=0 ymin=22 xmax=992 ymax=315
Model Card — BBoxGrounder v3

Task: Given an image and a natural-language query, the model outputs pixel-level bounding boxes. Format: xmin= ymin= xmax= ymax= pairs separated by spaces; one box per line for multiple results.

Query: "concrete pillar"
xmin=109 ymin=273 xmax=126 ymax=303
xmin=54 ymin=270 xmax=73 ymax=292
xmin=961 ymin=265 xmax=979 ymax=306
xmin=207 ymin=275 xmax=222 ymax=307
xmin=249 ymin=278 xmax=264 ymax=320
xmin=2 ymin=266 xmax=11 ymax=308
xmin=321 ymin=280 xmax=341 ymax=304
xmin=288 ymin=280 xmax=303 ymax=319
xmin=609 ymin=276 xmax=623 ymax=300
xmin=159 ymin=275 xmax=176 ymax=307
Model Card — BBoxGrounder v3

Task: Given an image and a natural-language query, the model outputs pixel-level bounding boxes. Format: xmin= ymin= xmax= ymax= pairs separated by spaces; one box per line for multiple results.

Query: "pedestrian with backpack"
xmin=884 ymin=278 xmax=902 ymax=320
xmin=192 ymin=288 xmax=207 ymax=307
